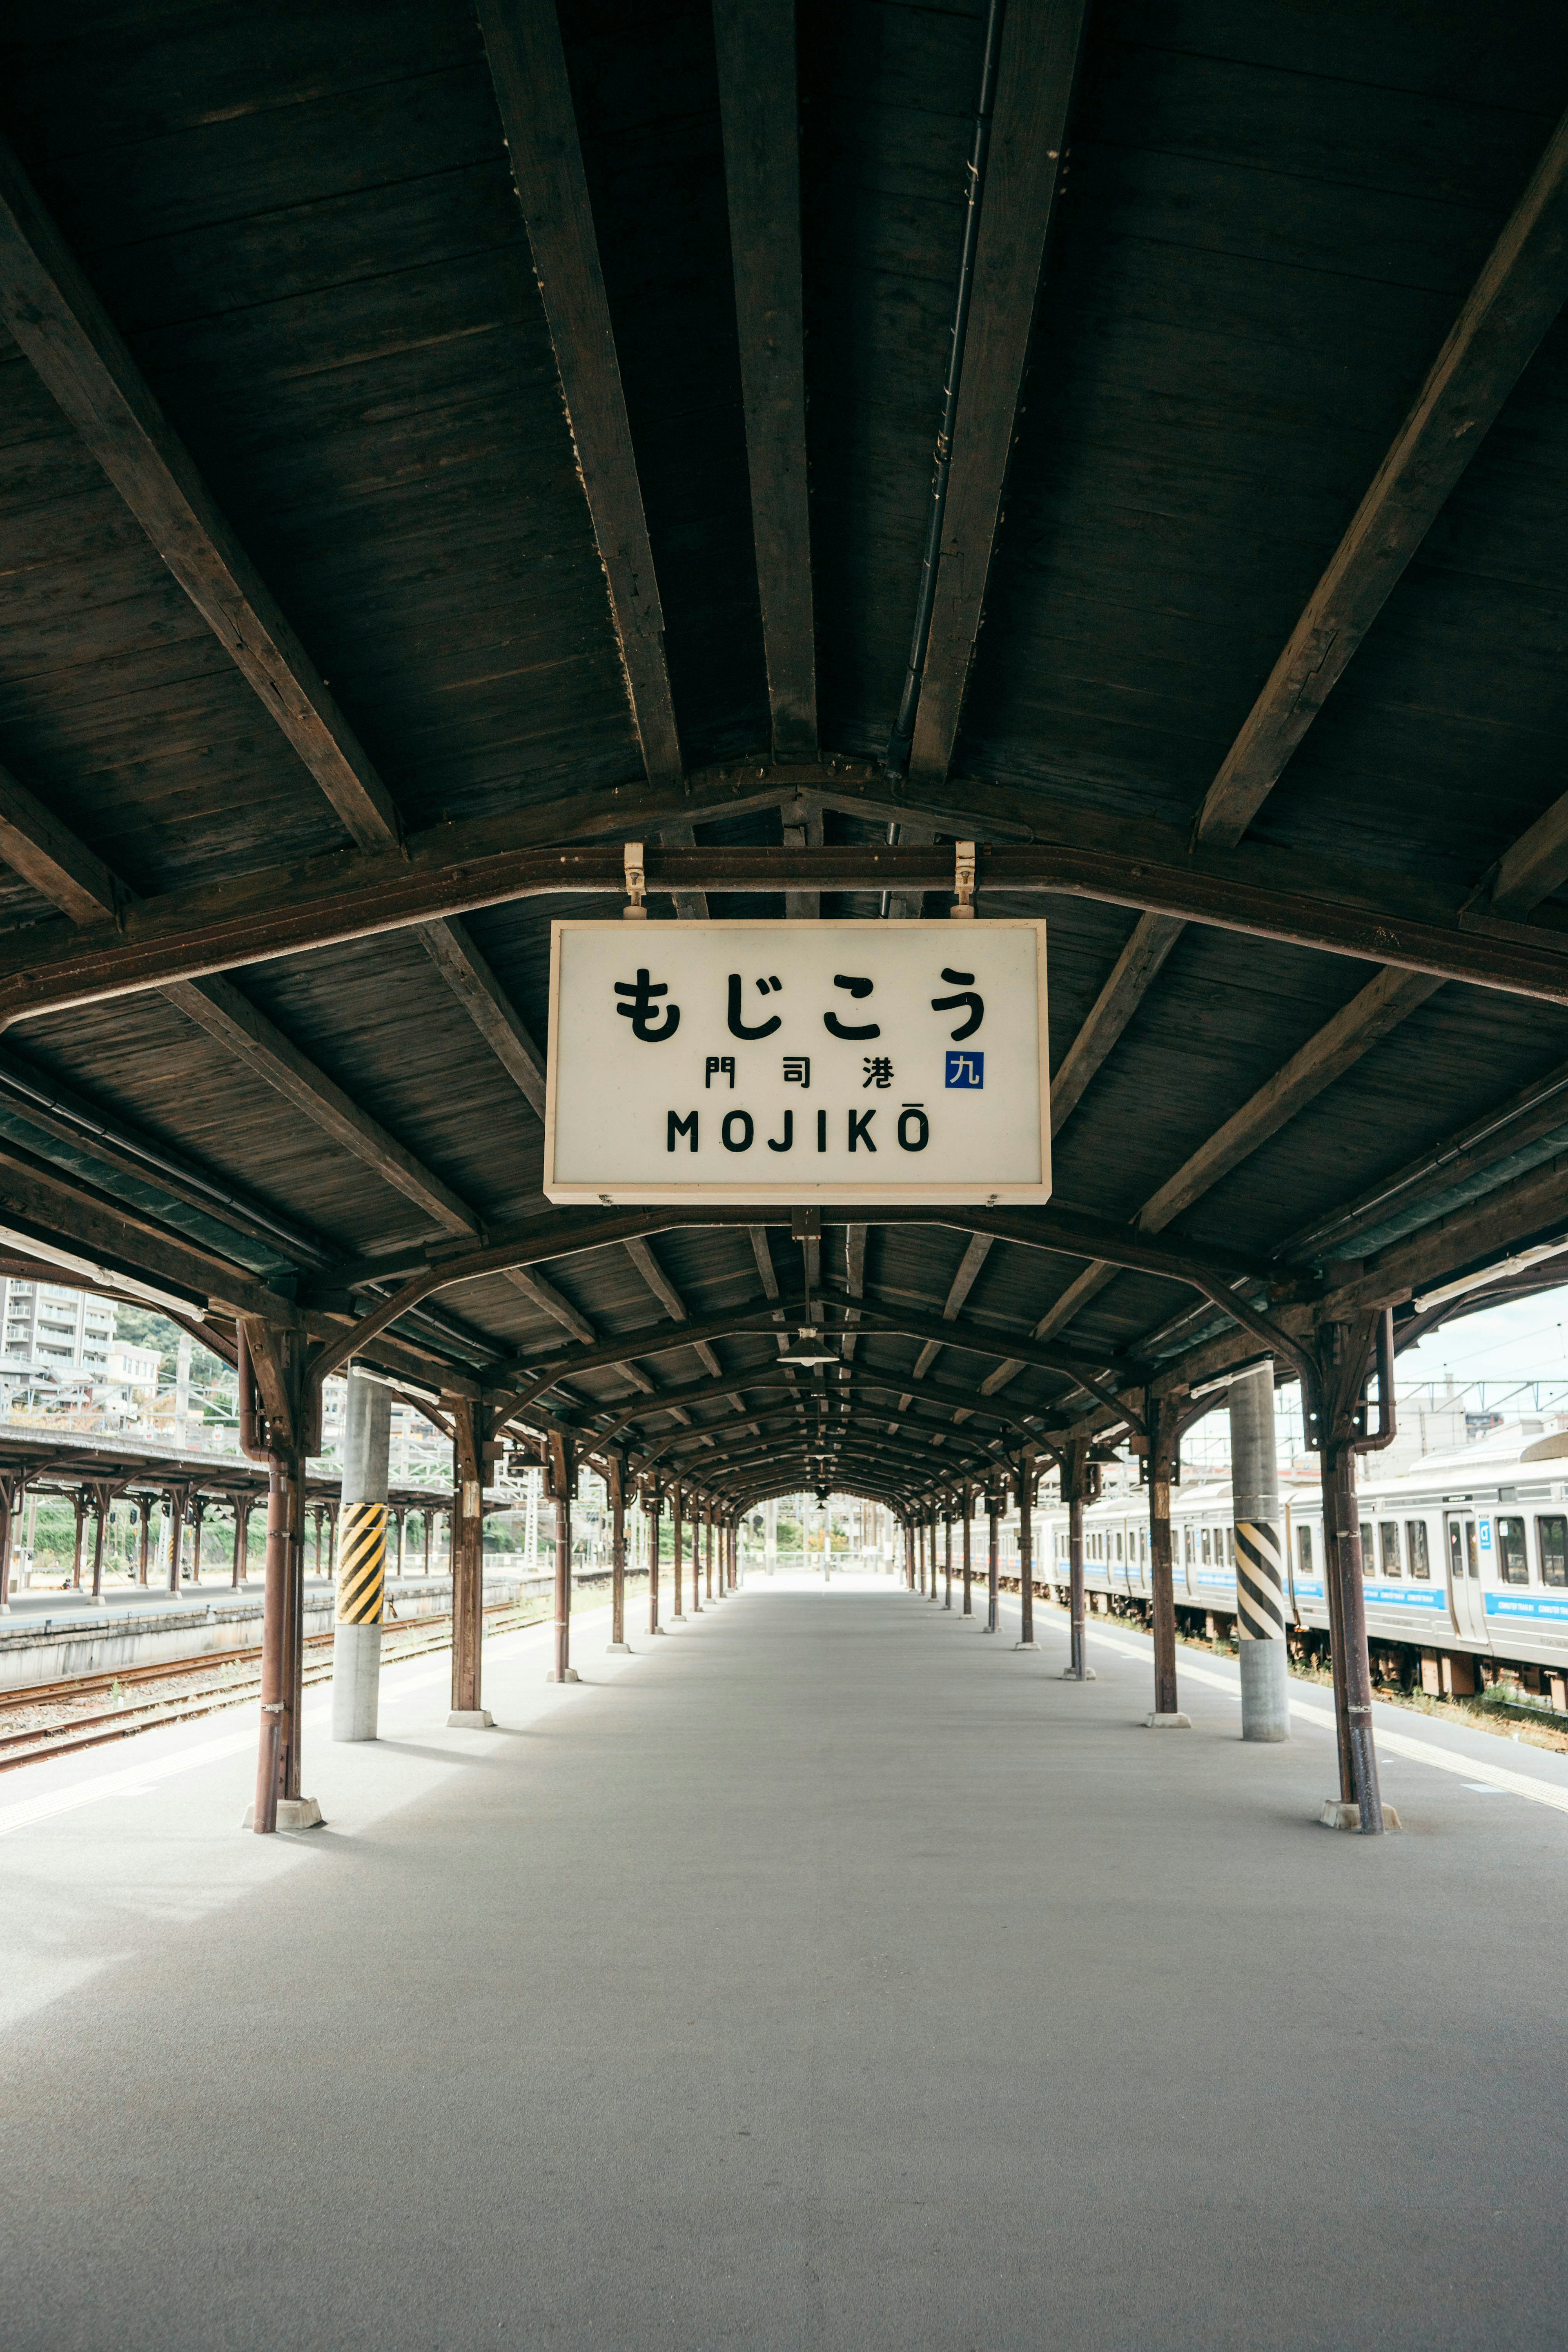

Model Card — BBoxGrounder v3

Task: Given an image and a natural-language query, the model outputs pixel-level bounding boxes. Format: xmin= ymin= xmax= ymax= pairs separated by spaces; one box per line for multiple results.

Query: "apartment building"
xmin=0 ymin=1279 xmax=116 ymax=1398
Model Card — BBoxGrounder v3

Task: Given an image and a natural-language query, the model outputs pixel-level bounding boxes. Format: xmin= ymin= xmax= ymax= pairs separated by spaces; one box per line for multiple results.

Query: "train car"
xmin=1028 ymin=1426 xmax=1568 ymax=1705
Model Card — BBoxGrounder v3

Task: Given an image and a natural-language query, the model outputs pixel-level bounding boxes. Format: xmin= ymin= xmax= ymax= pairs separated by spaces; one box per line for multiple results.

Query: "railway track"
xmin=0 ymin=1597 xmax=550 ymax=1774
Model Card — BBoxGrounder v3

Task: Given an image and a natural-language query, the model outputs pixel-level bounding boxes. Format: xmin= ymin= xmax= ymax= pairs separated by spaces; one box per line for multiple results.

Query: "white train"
xmin=1022 ymin=1425 xmax=1568 ymax=1706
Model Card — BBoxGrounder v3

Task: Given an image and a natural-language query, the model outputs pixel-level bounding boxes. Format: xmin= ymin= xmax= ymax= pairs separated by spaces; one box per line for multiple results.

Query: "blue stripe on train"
xmin=1485 ymin=1592 xmax=1568 ymax=1623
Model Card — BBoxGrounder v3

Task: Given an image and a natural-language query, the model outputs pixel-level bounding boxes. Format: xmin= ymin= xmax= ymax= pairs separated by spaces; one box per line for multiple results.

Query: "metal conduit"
xmin=0 ymin=1054 xmax=327 ymax=1266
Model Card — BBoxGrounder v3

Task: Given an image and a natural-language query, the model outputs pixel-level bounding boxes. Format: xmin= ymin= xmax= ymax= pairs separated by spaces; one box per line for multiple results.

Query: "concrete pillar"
xmin=332 ymin=1370 xmax=390 ymax=1742
xmin=1228 ymin=1362 xmax=1290 ymax=1742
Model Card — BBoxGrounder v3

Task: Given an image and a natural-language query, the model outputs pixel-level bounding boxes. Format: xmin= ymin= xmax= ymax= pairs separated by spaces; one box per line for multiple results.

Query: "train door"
xmin=1445 ymin=1514 xmax=1486 ymax=1644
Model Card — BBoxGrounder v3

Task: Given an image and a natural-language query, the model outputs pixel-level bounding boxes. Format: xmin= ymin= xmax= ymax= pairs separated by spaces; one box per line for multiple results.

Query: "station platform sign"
xmin=543 ymin=919 xmax=1050 ymax=1205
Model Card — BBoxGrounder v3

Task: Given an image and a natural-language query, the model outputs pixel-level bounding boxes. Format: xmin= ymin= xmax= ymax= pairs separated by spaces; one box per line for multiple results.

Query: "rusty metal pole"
xmin=608 ymin=1458 xmax=629 ymax=1653
xmin=1016 ymin=1457 xmax=1038 ymax=1650
xmin=961 ymin=1485 xmax=973 ymax=1615
xmin=1065 ymin=1453 xmax=1091 ymax=1678
xmin=690 ymin=1488 xmax=703 ymax=1613
xmin=1324 ymin=1440 xmax=1385 ymax=1831
xmin=647 ymin=1479 xmax=664 ymax=1634
xmin=1147 ymin=1398 xmax=1187 ymax=1726
xmin=88 ymin=1486 xmax=109 ymax=1605
xmin=70 ymin=1490 xmax=86 ymax=1590
xmin=282 ymin=1451 xmax=309 ymax=1800
xmin=449 ymin=1401 xmax=490 ymax=1726
xmin=167 ymin=1490 xmax=184 ymax=1592
xmin=985 ymin=1483 xmax=1000 ymax=1631
xmin=550 ymin=1481 xmax=575 ymax=1682
xmin=252 ymin=1451 xmax=289 ymax=1835
xmin=0 ymin=1474 xmax=16 ymax=1615
xmin=137 ymin=1502 xmax=150 ymax=1586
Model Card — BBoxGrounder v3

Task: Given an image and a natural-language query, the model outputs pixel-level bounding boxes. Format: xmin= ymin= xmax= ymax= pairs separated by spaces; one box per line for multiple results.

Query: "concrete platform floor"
xmin=2 ymin=1573 xmax=1567 ymax=2351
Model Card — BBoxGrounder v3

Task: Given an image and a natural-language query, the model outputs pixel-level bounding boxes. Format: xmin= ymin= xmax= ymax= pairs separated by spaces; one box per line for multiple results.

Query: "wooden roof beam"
xmin=714 ymin=0 xmax=816 ymax=759
xmin=906 ymin=0 xmax=1086 ymax=785
xmin=0 ymin=140 xmax=549 ymax=1120
xmin=909 ymin=1233 xmax=995 ymax=1379
xmin=479 ymin=0 xmax=682 ymax=783
xmin=0 ymin=768 xmax=482 ymax=1241
xmin=15 ymin=807 xmax=1568 ymax=1023
xmin=1049 ymin=104 xmax=1568 ymax=1136
xmin=0 ymin=135 xmax=398 ymax=853
xmin=1198 ymin=103 xmax=1568 ymax=850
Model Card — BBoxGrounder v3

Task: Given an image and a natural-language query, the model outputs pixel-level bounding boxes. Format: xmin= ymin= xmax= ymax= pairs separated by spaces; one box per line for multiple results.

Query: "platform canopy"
xmin=0 ymin=0 xmax=1567 ymax=1512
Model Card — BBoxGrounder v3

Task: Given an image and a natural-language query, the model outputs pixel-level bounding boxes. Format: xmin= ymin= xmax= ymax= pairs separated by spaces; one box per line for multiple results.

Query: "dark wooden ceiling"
xmin=2 ymin=0 xmax=1568 ymax=1508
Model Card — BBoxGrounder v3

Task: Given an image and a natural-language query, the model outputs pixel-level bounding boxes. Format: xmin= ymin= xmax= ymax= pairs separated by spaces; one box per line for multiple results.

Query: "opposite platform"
xmin=2 ymin=1575 xmax=1566 ymax=2351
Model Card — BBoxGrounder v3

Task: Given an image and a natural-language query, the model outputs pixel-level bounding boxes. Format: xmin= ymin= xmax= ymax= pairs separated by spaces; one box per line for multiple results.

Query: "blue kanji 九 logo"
xmin=945 ymin=1050 xmax=983 ymax=1089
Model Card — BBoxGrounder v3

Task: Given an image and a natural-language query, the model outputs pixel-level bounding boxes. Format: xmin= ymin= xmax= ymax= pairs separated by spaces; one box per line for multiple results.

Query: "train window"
xmin=1496 ymin=1517 xmax=1528 ymax=1584
xmin=1538 ymin=1515 xmax=1568 ymax=1588
xmin=1184 ymin=1526 xmax=1194 ymax=1565
xmin=1200 ymin=1526 xmax=1211 ymax=1565
xmin=1447 ymin=1519 xmax=1479 ymax=1579
xmin=1226 ymin=1528 xmax=1236 ymax=1566
xmin=1358 ymin=1520 xmax=1373 ymax=1572
xmin=1406 ymin=1521 xmax=1430 ymax=1579
xmin=1297 ymin=1524 xmax=1313 ymax=1573
xmin=1140 ymin=1529 xmax=1148 ymax=1566
xmin=1379 ymin=1523 xmax=1401 ymax=1576
xmin=1115 ymin=1532 xmax=1123 ymax=1563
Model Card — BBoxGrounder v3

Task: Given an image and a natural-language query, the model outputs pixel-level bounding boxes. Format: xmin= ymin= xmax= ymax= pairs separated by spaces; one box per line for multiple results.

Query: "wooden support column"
xmin=961 ymin=1483 xmax=973 ymax=1616
xmin=0 ymin=1469 xmax=25 ymax=1612
xmin=545 ymin=1426 xmax=579 ymax=1685
xmin=1310 ymin=1311 xmax=1397 ymax=1834
xmin=646 ymin=1476 xmax=664 ymax=1635
xmin=87 ymin=1481 xmax=116 ymax=1604
xmin=607 ymin=1454 xmax=630 ymax=1653
xmin=232 ymin=1496 xmax=252 ymax=1588
xmin=1146 ymin=1396 xmax=1187 ymax=1727
xmin=985 ymin=1479 xmax=1001 ymax=1633
xmin=706 ymin=1503 xmax=715 ymax=1602
xmin=137 ymin=1501 xmax=150 ymax=1586
xmin=672 ymin=1482 xmax=686 ymax=1622
xmin=944 ymin=1505 xmax=953 ymax=1610
xmin=689 ymin=1486 xmax=703 ymax=1614
xmin=189 ymin=1495 xmax=206 ymax=1587
xmin=70 ymin=1490 xmax=87 ymax=1590
xmin=1061 ymin=1444 xmax=1096 ymax=1679
xmin=1016 ymin=1457 xmax=1037 ymax=1650
xmin=448 ymin=1397 xmax=491 ymax=1725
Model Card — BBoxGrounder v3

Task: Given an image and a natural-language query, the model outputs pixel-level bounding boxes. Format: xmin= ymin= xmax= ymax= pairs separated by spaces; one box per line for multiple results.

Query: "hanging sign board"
xmin=543 ymin=919 xmax=1050 ymax=1204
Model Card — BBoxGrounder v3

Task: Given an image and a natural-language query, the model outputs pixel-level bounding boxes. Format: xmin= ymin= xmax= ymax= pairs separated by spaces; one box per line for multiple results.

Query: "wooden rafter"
xmin=1048 ymin=102 xmax=1568 ymax=1136
xmin=1197 ymin=104 xmax=1568 ymax=852
xmin=478 ymin=0 xmax=682 ymax=783
xmin=714 ymin=0 xmax=816 ymax=759
xmin=906 ymin=0 xmax=1087 ymax=785
xmin=0 ymin=778 xmax=483 ymax=1241
xmin=0 ymin=138 xmax=550 ymax=1120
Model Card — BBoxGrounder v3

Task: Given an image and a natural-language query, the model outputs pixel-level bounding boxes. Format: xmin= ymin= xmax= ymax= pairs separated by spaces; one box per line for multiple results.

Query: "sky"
xmin=1173 ymin=1281 xmax=1568 ymax=1477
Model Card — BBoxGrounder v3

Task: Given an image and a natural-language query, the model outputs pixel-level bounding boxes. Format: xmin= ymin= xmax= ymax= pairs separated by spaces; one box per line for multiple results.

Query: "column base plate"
xmin=1320 ymin=1799 xmax=1402 ymax=1831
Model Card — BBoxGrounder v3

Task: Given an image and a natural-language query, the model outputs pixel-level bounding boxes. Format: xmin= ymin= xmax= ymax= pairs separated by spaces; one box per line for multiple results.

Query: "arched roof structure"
xmin=0 ymin=2 xmax=1567 ymax=1530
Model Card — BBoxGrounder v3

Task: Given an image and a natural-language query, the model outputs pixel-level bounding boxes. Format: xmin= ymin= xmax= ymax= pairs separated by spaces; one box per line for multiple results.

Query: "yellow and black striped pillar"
xmin=331 ymin=1372 xmax=391 ymax=1743
xmin=1229 ymin=1362 xmax=1291 ymax=1741
xmin=335 ymin=1501 xmax=387 ymax=1627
